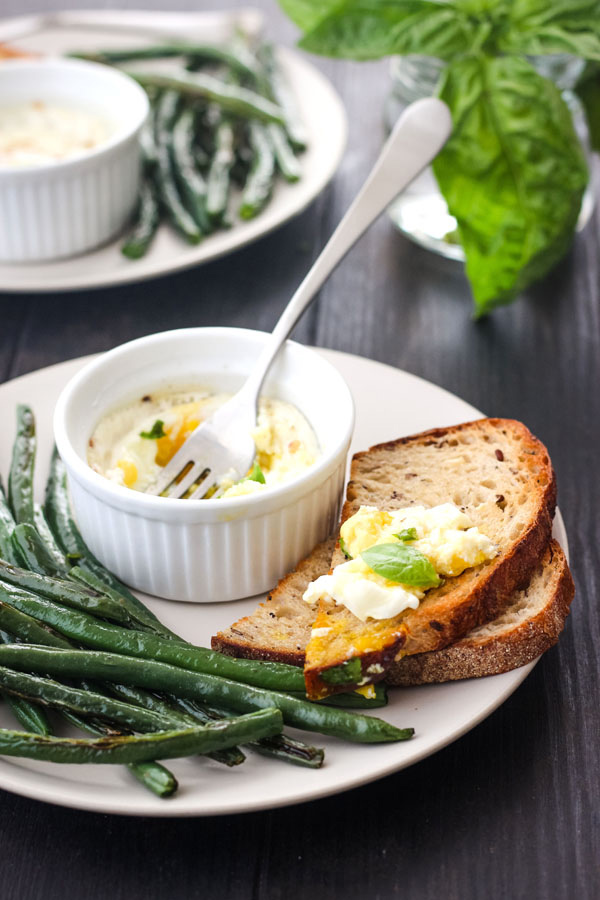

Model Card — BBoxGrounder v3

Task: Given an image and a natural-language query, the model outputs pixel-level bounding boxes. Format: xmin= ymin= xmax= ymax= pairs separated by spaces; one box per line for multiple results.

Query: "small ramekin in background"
xmin=54 ymin=328 xmax=355 ymax=604
xmin=0 ymin=58 xmax=148 ymax=262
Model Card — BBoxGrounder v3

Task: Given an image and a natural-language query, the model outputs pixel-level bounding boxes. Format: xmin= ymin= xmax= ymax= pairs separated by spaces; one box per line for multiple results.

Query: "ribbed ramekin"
xmin=0 ymin=58 xmax=148 ymax=262
xmin=54 ymin=328 xmax=354 ymax=603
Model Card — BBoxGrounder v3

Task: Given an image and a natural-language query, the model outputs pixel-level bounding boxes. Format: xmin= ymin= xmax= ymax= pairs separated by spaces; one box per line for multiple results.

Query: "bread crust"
xmin=213 ymin=641 xmax=305 ymax=666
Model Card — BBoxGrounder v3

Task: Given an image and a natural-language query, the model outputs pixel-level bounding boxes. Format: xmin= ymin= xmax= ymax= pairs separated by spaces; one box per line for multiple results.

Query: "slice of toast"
xmin=213 ymin=539 xmax=573 ymax=684
xmin=304 ymin=418 xmax=556 ymax=697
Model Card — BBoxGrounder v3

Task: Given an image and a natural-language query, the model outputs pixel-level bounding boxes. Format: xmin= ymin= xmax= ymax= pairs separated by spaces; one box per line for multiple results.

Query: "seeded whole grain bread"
xmin=213 ymin=418 xmax=559 ymax=696
xmin=304 ymin=418 xmax=556 ymax=697
xmin=213 ymin=538 xmax=573 ymax=683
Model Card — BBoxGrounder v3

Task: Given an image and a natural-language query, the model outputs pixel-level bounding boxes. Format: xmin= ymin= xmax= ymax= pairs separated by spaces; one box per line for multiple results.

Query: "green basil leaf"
xmin=432 ymin=54 xmax=588 ymax=317
xmin=296 ymin=1 xmax=482 ymax=61
xmin=339 ymin=536 xmax=352 ymax=559
xmin=139 ymin=419 xmax=166 ymax=440
xmin=395 ymin=527 xmax=418 ymax=542
xmin=501 ymin=1 xmax=600 ymax=59
xmin=509 ymin=0 xmax=600 ymax=32
xmin=500 ymin=26 xmax=600 ymax=60
xmin=278 ymin=0 xmax=340 ymax=32
xmin=576 ymin=63 xmax=600 ymax=152
xmin=243 ymin=462 xmax=266 ymax=485
xmin=361 ymin=543 xmax=440 ymax=588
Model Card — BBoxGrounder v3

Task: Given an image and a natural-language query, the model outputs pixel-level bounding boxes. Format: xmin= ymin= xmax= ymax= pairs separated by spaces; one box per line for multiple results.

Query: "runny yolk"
xmin=155 ymin=417 xmax=200 ymax=467
xmin=117 ymin=459 xmax=138 ymax=487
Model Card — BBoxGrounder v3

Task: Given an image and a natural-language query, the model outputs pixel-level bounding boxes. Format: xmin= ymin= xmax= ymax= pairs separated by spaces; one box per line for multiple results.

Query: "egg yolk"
xmin=154 ymin=415 xmax=200 ymax=467
xmin=117 ymin=459 xmax=138 ymax=487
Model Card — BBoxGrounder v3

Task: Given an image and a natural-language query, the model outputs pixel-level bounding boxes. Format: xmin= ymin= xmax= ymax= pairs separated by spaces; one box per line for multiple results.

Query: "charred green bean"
xmin=239 ymin=122 xmax=276 ymax=219
xmin=154 ymin=91 xmax=203 ymax=244
xmin=0 ymin=559 xmax=129 ymax=623
xmin=258 ymin=43 xmax=307 ymax=150
xmin=44 ymin=449 xmax=177 ymax=639
xmin=121 ymin=177 xmax=161 ymax=259
xmin=0 ymin=666 xmax=177 ymax=733
xmin=206 ymin=114 xmax=235 ymax=224
xmin=72 ymin=44 xmax=257 ymax=80
xmin=11 ymin=523 xmax=70 ymax=577
xmin=171 ymin=105 xmax=211 ymax=232
xmin=8 ymin=405 xmax=35 ymax=525
xmin=0 ymin=587 xmax=305 ymax=691
xmin=129 ymin=70 xmax=285 ymax=125
xmin=0 ymin=645 xmax=413 ymax=743
xmin=0 ymin=708 xmax=282 ymax=764
xmin=0 ymin=479 xmax=19 ymax=566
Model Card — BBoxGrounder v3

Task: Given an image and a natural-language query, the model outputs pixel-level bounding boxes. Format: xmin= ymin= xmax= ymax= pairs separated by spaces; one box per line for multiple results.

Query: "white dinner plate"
xmin=0 ymin=9 xmax=347 ymax=293
xmin=0 ymin=350 xmax=568 ymax=816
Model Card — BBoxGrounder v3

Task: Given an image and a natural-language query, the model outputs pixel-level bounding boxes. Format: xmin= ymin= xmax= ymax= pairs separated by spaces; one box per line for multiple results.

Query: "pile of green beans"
xmin=0 ymin=406 xmax=413 ymax=800
xmin=70 ymin=35 xmax=308 ymax=259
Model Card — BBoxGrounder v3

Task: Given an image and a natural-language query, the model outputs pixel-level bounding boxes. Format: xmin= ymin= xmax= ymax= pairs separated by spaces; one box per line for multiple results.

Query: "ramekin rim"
xmin=0 ymin=57 xmax=149 ymax=176
xmin=53 ymin=327 xmax=355 ymax=520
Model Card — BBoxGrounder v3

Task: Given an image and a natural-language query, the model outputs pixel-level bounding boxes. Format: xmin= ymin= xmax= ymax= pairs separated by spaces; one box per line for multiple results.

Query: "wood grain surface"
xmin=0 ymin=1 xmax=598 ymax=898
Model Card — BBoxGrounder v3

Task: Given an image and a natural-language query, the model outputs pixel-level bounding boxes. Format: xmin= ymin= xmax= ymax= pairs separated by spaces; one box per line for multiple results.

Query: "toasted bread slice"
xmin=303 ymin=418 xmax=556 ymax=697
xmin=213 ymin=539 xmax=573 ymax=684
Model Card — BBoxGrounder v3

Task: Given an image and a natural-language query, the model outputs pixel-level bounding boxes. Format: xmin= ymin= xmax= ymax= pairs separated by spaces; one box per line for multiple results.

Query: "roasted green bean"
xmin=267 ymin=123 xmax=301 ymax=182
xmin=44 ymin=449 xmax=178 ymax=639
xmin=0 ymin=627 xmax=174 ymax=796
xmin=0 ymin=708 xmax=283 ymax=764
xmin=258 ymin=43 xmax=307 ymax=150
xmin=121 ymin=177 xmax=161 ymax=259
xmin=129 ymin=70 xmax=285 ymax=125
xmin=0 ymin=601 xmax=71 ymax=648
xmin=11 ymin=523 xmax=70 ymax=578
xmin=3 ymin=693 xmax=51 ymax=736
xmin=154 ymin=91 xmax=203 ymax=244
xmin=0 ymin=666 xmax=178 ymax=733
xmin=72 ymin=44 xmax=257 ymax=81
xmin=33 ymin=504 xmax=70 ymax=573
xmin=43 ymin=448 xmax=80 ymax=560
xmin=0 ymin=645 xmax=413 ymax=743
xmin=0 ymin=559 xmax=129 ymax=623
xmin=107 ymin=683 xmax=246 ymax=768
xmin=199 ymin=702 xmax=324 ymax=768
xmin=239 ymin=122 xmax=276 ymax=219
xmin=171 ymin=105 xmax=211 ymax=232
xmin=206 ymin=113 xmax=236 ymax=224
xmin=0 ymin=587 xmax=305 ymax=691
xmin=8 ymin=405 xmax=35 ymax=525
xmin=0 ymin=478 xmax=20 ymax=566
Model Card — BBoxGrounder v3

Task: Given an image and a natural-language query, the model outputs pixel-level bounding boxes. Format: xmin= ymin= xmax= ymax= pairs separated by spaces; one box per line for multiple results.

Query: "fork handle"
xmin=238 ymin=97 xmax=452 ymax=406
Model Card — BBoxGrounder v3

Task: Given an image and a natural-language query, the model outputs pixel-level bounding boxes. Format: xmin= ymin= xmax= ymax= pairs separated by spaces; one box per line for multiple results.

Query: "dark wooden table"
xmin=1 ymin=1 xmax=599 ymax=897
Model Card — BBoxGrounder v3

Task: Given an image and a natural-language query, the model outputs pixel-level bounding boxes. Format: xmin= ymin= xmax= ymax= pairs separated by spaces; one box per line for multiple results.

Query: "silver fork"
xmin=148 ymin=97 xmax=452 ymax=500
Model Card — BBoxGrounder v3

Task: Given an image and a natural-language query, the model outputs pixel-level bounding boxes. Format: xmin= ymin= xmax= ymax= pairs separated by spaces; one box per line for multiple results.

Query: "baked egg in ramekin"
xmin=54 ymin=328 xmax=354 ymax=603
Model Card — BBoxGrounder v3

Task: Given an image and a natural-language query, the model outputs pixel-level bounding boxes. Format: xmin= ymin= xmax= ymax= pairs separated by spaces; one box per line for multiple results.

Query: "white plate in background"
xmin=0 ymin=9 xmax=347 ymax=292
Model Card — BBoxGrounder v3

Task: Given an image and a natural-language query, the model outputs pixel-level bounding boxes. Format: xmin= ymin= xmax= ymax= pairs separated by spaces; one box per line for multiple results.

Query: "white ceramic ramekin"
xmin=0 ymin=58 xmax=148 ymax=262
xmin=54 ymin=328 xmax=354 ymax=603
